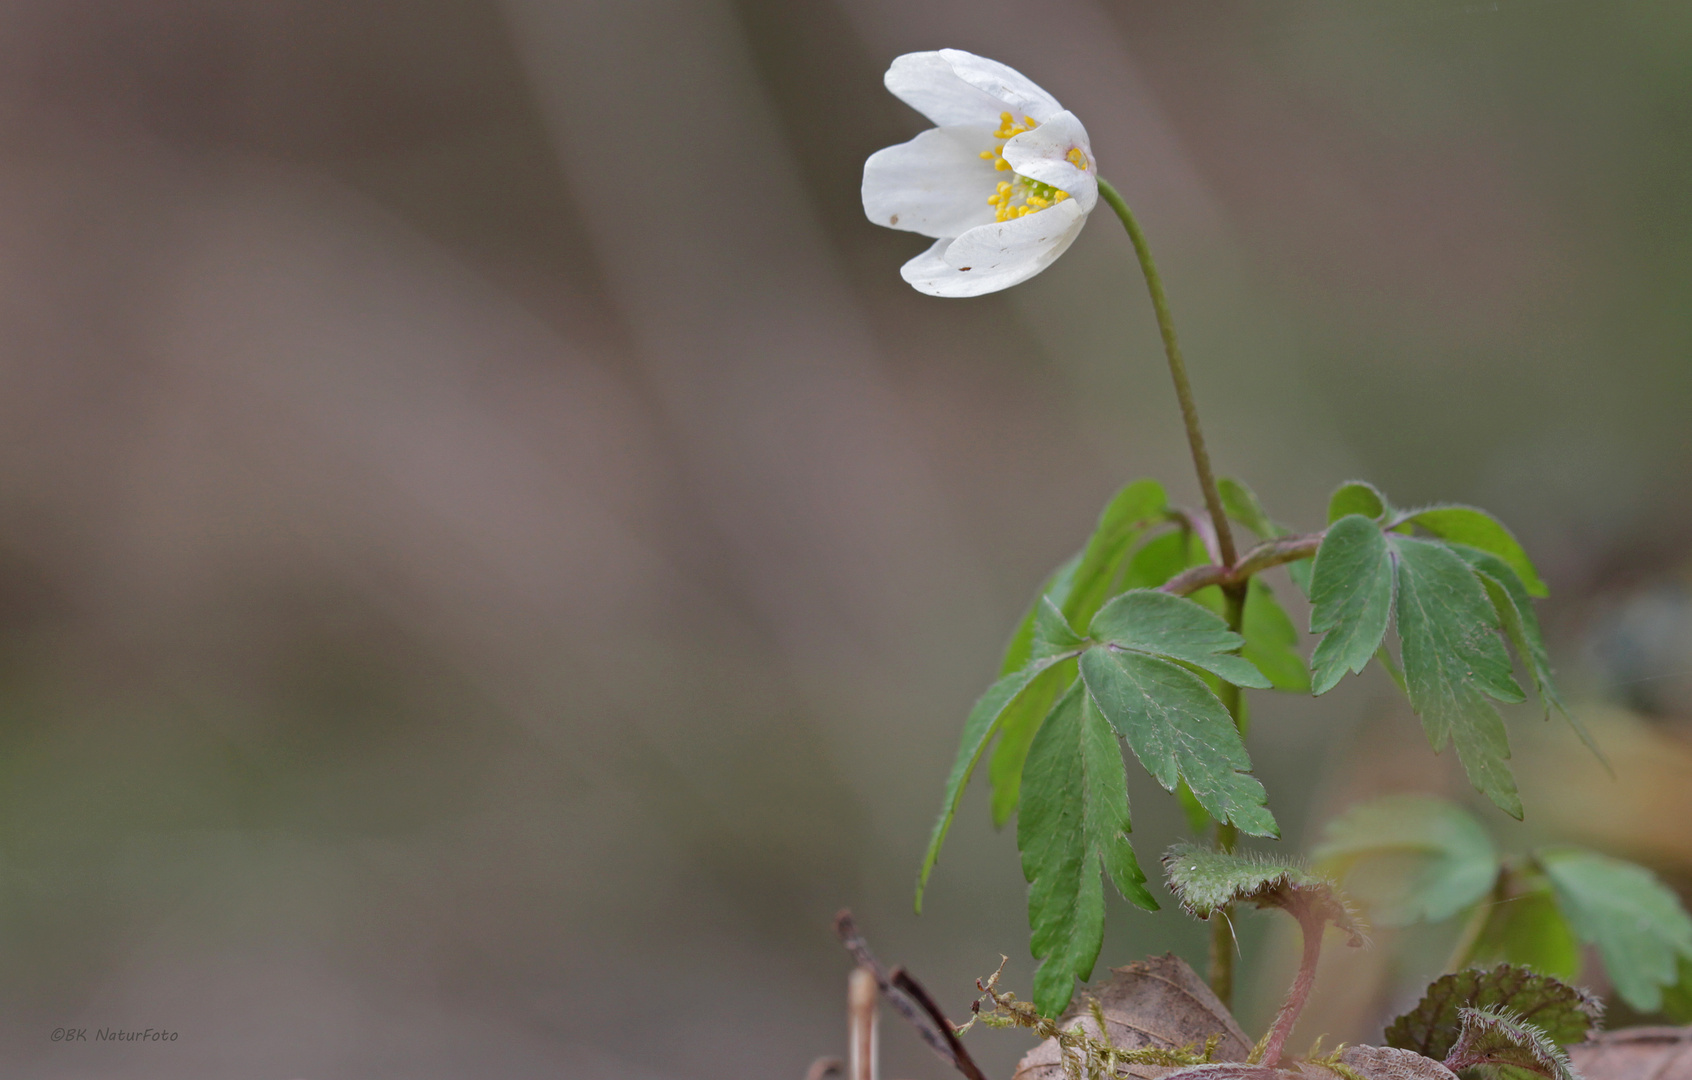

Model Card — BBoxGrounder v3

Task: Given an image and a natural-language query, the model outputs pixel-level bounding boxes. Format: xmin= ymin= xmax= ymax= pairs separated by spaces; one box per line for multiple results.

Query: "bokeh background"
xmin=1 ymin=1 xmax=1690 ymax=1077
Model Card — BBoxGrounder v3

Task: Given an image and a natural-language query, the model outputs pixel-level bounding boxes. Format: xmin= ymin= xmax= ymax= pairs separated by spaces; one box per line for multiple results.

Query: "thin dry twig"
xmin=833 ymin=910 xmax=990 ymax=1080
xmin=851 ymin=967 xmax=880 ymax=1080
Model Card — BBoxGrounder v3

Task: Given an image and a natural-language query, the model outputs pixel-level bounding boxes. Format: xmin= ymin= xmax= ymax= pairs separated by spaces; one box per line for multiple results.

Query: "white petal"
xmin=1001 ymin=110 xmax=1098 ymax=214
xmin=937 ymin=49 xmax=1065 ymax=125
xmin=862 ymin=126 xmax=1002 ymax=238
xmin=884 ymin=52 xmax=1013 ymax=127
xmin=900 ymin=199 xmax=1087 ymax=298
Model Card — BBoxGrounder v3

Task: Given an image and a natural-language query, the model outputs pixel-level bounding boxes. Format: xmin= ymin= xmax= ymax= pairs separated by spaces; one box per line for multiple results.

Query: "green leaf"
xmin=1121 ymin=528 xmax=1207 ymax=592
xmin=1409 ymin=505 xmax=1547 ymax=599
xmin=1175 ymin=779 xmax=1212 ymax=834
xmin=916 ymin=655 xmax=1078 ymax=910
xmin=1443 ymin=1005 xmax=1583 ymax=1080
xmin=1452 ymin=545 xmax=1604 ymax=767
xmin=1079 ymin=647 xmax=1276 ymax=837
xmin=1309 ymin=514 xmax=1394 ymax=694
xmin=1286 ymin=557 xmax=1314 ymax=599
xmin=988 ymin=658 xmax=1075 ymax=828
xmin=1032 ymin=597 xmax=1086 ymax=660
xmin=1241 ymin=578 xmax=1309 ymax=693
xmin=1328 ymin=480 xmax=1390 ymax=524
xmin=1385 ymin=965 xmax=1602 ymax=1061
xmin=1470 ymin=882 xmax=1582 ymax=981
xmin=1090 ymin=590 xmax=1272 ymax=690
xmin=1312 ymin=795 xmax=1499 ymax=926
xmin=1219 ymin=477 xmax=1279 ymax=540
xmin=1062 ymin=480 xmax=1169 ymax=630
xmin=1077 ymin=591 xmax=1275 ymax=836
xmin=1162 ymin=843 xmax=1360 ymax=938
xmin=1001 ymin=554 xmax=1081 ymax=675
xmin=1020 ymin=682 xmax=1157 ymax=1015
xmin=1662 ymin=955 xmax=1692 ymax=1023
xmin=1391 ymin=535 xmax=1527 ymax=818
xmin=1537 ymin=847 xmax=1692 ymax=1013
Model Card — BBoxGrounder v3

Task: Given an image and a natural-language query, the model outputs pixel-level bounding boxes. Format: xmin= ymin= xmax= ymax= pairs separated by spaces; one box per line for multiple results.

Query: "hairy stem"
xmin=1260 ymin=910 xmax=1326 ymax=1069
xmin=1207 ymin=583 xmax=1250 ymax=1005
xmin=1098 ymin=177 xmax=1237 ymax=568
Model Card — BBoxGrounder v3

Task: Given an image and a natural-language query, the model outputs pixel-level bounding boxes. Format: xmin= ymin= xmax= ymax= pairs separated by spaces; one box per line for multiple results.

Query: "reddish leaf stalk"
xmin=1259 ymin=902 xmax=1328 ymax=1069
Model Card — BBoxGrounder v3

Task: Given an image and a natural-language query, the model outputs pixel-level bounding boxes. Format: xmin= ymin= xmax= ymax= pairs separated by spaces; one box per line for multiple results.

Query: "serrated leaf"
xmin=1242 ymin=577 xmax=1310 ymax=692
xmin=1079 ymin=647 xmax=1276 ymax=837
xmin=1020 ymin=682 xmax=1157 ymax=1015
xmin=1444 ymin=1005 xmax=1583 ymax=1080
xmin=1313 ymin=795 xmax=1499 ymax=926
xmin=1309 ymin=514 xmax=1395 ymax=694
xmin=1409 ymin=506 xmax=1548 ymax=599
xmin=1002 ymin=554 xmax=1082 ymax=675
xmin=917 ymin=655 xmax=1079 ymax=910
xmin=1220 ymin=477 xmax=1279 ymax=540
xmin=1451 ymin=545 xmax=1604 ymax=767
xmin=1176 ymin=779 xmax=1212 ymax=833
xmin=1162 ymin=843 xmax=1360 ymax=938
xmin=1091 ymin=590 xmax=1273 ymax=690
xmin=1329 ymin=481 xmax=1390 ymax=524
xmin=1391 ymin=535 xmax=1527 ymax=818
xmin=1063 ymin=480 xmax=1170 ymax=630
xmin=1537 ymin=847 xmax=1692 ymax=1013
xmin=1385 ymin=964 xmax=1602 ymax=1061
xmin=1470 ymin=882 xmax=1582 ymax=981
xmin=988 ymin=658 xmax=1075 ymax=828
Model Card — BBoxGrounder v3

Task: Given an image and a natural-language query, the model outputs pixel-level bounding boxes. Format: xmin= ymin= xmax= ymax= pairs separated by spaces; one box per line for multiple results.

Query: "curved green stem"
xmin=1097 ymin=177 xmax=1237 ymax=568
xmin=1101 ymin=176 xmax=1247 ymax=1005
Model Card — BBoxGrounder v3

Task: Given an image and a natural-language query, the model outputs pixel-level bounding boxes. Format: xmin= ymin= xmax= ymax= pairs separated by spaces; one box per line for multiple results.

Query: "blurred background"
xmin=0 ymin=1 xmax=1689 ymax=1076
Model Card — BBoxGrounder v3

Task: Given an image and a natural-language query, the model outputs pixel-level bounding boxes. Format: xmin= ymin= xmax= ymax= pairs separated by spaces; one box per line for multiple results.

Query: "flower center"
xmin=978 ymin=112 xmax=1075 ymax=222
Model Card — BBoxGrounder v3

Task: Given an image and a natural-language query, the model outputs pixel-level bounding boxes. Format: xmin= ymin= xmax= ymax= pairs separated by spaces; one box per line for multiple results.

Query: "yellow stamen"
xmin=1066 ymin=147 xmax=1089 ymax=170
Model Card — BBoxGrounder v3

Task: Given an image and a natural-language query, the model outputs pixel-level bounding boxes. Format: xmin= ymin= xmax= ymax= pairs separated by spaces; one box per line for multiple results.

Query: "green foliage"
xmin=1082 ymin=591 xmax=1276 ymax=837
xmin=1316 ymin=797 xmax=1692 ymax=1013
xmin=1469 ymin=882 xmax=1582 ymax=981
xmin=1020 ymin=682 xmax=1157 ymax=1015
xmin=1221 ymin=476 xmax=1315 ymax=599
xmin=1309 ymin=514 xmax=1394 ymax=694
xmin=1219 ymin=476 xmax=1279 ymax=540
xmin=1453 ymin=545 xmax=1603 ymax=763
xmin=1308 ymin=503 xmax=1548 ymax=817
xmin=1443 ymin=1005 xmax=1583 ymax=1080
xmin=1241 ymin=578 xmax=1309 ymax=693
xmin=1061 ymin=480 xmax=1170 ymax=630
xmin=1407 ymin=506 xmax=1547 ymax=599
xmin=1662 ymin=956 xmax=1692 ymax=1024
xmin=1393 ymin=535 xmax=1527 ymax=817
xmin=1163 ymin=843 xmax=1359 ymax=938
xmin=916 ymin=644 xmax=1078 ymax=910
xmin=1313 ymin=794 xmax=1499 ymax=926
xmin=1328 ymin=480 xmax=1390 ymax=523
xmin=919 ymin=469 xmax=1588 ymax=1011
xmin=1537 ymin=847 xmax=1692 ymax=1012
xmin=1384 ymin=965 xmax=1601 ymax=1060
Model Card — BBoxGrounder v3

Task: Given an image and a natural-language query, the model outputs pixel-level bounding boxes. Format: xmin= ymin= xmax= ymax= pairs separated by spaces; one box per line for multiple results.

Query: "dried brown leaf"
xmin=1567 ymin=1027 xmax=1692 ymax=1080
xmin=1013 ymin=953 xmax=1251 ymax=1080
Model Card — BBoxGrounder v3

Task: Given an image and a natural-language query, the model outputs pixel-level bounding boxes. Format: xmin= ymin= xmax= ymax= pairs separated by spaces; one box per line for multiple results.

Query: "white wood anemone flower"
xmin=862 ymin=49 xmax=1098 ymax=298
